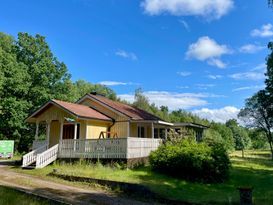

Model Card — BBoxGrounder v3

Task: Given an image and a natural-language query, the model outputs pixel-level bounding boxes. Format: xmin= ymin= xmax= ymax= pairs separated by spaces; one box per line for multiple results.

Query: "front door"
xmin=63 ymin=124 xmax=80 ymax=139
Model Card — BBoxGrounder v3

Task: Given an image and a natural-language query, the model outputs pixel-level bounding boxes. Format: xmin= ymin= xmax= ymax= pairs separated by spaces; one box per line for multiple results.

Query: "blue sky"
xmin=1 ymin=0 xmax=273 ymax=122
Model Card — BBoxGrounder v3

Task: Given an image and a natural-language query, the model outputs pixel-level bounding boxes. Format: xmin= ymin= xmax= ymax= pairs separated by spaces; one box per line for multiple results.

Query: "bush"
xmin=149 ymin=139 xmax=230 ymax=183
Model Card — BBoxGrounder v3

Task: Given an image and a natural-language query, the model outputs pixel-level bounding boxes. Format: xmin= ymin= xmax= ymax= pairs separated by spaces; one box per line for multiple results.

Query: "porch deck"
xmin=58 ymin=137 xmax=162 ymax=159
xmin=23 ymin=137 xmax=162 ymax=168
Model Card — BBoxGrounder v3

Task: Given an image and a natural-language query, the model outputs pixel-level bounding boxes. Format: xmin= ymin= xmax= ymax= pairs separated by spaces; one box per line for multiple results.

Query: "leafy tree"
xmin=209 ymin=122 xmax=235 ymax=151
xmin=133 ymin=88 xmax=152 ymax=113
xmin=15 ymin=32 xmax=71 ymax=112
xmin=239 ymin=91 xmax=273 ymax=159
xmin=269 ymin=0 xmax=273 ymax=7
xmin=203 ymin=128 xmax=223 ymax=144
xmin=0 ymin=32 xmax=117 ymax=151
xmin=248 ymin=129 xmax=268 ymax=149
xmin=0 ymin=33 xmax=31 ymax=147
xmin=226 ymin=119 xmax=251 ymax=156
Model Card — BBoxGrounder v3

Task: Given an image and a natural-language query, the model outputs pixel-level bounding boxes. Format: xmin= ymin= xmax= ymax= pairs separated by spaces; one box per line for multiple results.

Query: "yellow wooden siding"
xmin=130 ymin=123 xmax=138 ymax=137
xmin=86 ymin=121 xmax=110 ymax=139
xmin=111 ymin=122 xmax=129 ymax=137
xmin=36 ymin=105 xmax=74 ymax=122
xmin=147 ymin=125 xmax=152 ymax=138
xmin=79 ymin=120 xmax=86 ymax=139
xmin=49 ymin=121 xmax=60 ymax=147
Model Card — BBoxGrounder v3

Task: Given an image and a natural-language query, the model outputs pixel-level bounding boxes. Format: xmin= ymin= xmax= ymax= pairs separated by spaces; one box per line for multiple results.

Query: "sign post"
xmin=0 ymin=140 xmax=14 ymax=158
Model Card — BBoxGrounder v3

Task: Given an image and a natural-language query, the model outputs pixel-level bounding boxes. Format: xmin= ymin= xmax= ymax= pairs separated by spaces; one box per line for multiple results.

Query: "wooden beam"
xmin=151 ymin=122 xmax=154 ymax=138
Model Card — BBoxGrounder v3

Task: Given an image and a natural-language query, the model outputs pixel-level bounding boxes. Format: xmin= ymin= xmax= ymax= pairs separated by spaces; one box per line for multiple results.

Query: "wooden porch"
xmin=23 ymin=137 xmax=162 ymax=169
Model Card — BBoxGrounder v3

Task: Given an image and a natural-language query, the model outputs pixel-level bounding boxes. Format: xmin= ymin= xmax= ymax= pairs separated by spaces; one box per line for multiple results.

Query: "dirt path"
xmin=0 ymin=161 xmax=159 ymax=205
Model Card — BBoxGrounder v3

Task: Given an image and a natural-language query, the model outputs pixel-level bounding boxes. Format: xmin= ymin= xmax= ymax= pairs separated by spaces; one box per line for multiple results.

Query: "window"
xmin=138 ymin=126 xmax=145 ymax=138
xmin=154 ymin=128 xmax=159 ymax=138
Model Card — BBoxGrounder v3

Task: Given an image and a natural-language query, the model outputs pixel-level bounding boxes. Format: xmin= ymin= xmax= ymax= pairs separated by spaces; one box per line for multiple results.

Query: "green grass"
xmin=0 ymin=186 xmax=51 ymax=205
xmin=15 ymin=150 xmax=273 ymax=205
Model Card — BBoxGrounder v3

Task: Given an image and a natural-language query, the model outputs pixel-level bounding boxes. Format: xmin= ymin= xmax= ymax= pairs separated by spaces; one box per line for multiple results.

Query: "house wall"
xmin=49 ymin=121 xmax=60 ymax=147
xmin=36 ymin=105 xmax=74 ymax=122
xmin=111 ymin=122 xmax=129 ymax=137
xmin=80 ymin=98 xmax=132 ymax=138
xmin=130 ymin=122 xmax=138 ymax=137
xmin=86 ymin=120 xmax=110 ymax=139
xmin=129 ymin=122 xmax=153 ymax=138
xmin=79 ymin=120 xmax=87 ymax=140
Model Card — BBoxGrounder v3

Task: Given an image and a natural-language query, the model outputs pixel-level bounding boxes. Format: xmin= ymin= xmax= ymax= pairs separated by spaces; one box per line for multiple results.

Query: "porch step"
xmin=22 ymin=162 xmax=36 ymax=169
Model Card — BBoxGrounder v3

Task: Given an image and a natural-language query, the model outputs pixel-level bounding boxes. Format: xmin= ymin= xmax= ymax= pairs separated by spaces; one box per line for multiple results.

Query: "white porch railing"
xmin=32 ymin=140 xmax=48 ymax=150
xmin=22 ymin=143 xmax=48 ymax=167
xmin=127 ymin=137 xmax=162 ymax=158
xmin=36 ymin=144 xmax=59 ymax=168
xmin=58 ymin=137 xmax=162 ymax=159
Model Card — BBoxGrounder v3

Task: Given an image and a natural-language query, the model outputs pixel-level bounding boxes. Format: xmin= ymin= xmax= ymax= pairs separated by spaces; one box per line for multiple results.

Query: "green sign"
xmin=0 ymin=140 xmax=14 ymax=158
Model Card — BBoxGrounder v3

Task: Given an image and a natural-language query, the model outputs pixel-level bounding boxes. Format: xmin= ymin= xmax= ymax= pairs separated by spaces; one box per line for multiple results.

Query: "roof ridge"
xmin=88 ymin=93 xmax=163 ymax=121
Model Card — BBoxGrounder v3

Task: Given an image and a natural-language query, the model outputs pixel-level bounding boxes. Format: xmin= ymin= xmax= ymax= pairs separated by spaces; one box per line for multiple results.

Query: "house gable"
xmin=77 ymin=93 xmax=163 ymax=122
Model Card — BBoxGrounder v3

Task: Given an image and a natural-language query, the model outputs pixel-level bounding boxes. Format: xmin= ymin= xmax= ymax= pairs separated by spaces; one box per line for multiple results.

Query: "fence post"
xmin=238 ymin=187 xmax=253 ymax=205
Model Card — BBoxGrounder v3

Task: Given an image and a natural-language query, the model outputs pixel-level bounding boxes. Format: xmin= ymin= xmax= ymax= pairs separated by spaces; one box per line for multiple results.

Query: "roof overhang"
xmin=131 ymin=120 xmax=173 ymax=126
xmin=25 ymin=100 xmax=112 ymax=123
xmin=172 ymin=122 xmax=209 ymax=129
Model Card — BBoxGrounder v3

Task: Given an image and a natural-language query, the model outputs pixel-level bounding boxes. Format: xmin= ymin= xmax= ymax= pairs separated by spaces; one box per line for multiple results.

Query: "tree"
xmin=0 ymin=33 xmax=31 ymax=147
xmin=248 ymin=129 xmax=268 ymax=149
xmin=226 ymin=119 xmax=251 ymax=157
xmin=239 ymin=90 xmax=273 ymax=159
xmin=133 ymin=88 xmax=152 ymax=112
xmin=209 ymin=122 xmax=235 ymax=151
xmin=269 ymin=0 xmax=273 ymax=7
xmin=0 ymin=32 xmax=117 ymax=151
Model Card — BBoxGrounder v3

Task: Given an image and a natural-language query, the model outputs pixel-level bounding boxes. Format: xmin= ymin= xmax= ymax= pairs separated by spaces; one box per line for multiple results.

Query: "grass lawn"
xmin=14 ymin=150 xmax=273 ymax=205
xmin=0 ymin=186 xmax=51 ymax=205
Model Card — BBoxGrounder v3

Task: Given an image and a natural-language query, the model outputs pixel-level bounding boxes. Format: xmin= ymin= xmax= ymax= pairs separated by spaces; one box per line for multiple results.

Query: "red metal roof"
xmin=31 ymin=99 xmax=112 ymax=121
xmin=87 ymin=94 xmax=162 ymax=121
xmin=52 ymin=99 xmax=111 ymax=120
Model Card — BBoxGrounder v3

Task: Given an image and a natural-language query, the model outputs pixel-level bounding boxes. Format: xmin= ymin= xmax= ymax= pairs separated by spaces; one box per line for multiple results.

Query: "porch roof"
xmin=172 ymin=122 xmax=209 ymax=129
xmin=26 ymin=99 xmax=112 ymax=122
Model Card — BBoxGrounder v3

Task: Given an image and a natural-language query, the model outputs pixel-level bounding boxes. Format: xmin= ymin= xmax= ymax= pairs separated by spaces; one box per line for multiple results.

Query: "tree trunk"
xmin=269 ymin=141 xmax=273 ymax=160
xmin=267 ymin=132 xmax=273 ymax=160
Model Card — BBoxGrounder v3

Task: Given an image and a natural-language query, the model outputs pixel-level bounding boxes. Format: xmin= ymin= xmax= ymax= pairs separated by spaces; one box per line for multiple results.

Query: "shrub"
xmin=149 ymin=139 xmax=230 ymax=183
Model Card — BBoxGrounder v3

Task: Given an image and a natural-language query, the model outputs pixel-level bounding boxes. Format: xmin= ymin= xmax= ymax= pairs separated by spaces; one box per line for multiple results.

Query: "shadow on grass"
xmin=232 ymin=156 xmax=273 ymax=169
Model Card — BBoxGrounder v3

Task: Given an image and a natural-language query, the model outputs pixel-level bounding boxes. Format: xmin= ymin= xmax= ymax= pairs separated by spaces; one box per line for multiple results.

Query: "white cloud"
xmin=252 ymin=63 xmax=266 ymax=71
xmin=196 ymin=83 xmax=216 ymax=90
xmin=251 ymin=24 xmax=273 ymax=38
xmin=118 ymin=91 xmax=225 ymax=110
xmin=193 ymin=106 xmax=240 ymax=123
xmin=179 ymin=20 xmax=190 ymax=31
xmin=177 ymin=86 xmax=190 ymax=89
xmin=141 ymin=0 xmax=234 ymax=20
xmin=186 ymin=36 xmax=231 ymax=68
xmin=229 ymin=71 xmax=265 ymax=81
xmin=232 ymin=85 xmax=265 ymax=92
xmin=98 ymin=81 xmax=138 ymax=86
xmin=115 ymin=50 xmax=138 ymax=60
xmin=239 ymin=44 xmax=265 ymax=53
xmin=207 ymin=58 xmax=227 ymax=68
xmin=177 ymin=71 xmax=191 ymax=77
xmin=207 ymin=74 xmax=223 ymax=79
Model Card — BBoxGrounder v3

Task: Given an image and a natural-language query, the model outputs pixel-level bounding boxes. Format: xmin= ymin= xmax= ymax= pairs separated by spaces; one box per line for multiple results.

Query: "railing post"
xmin=35 ymin=122 xmax=39 ymax=141
xmin=46 ymin=120 xmax=51 ymax=144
